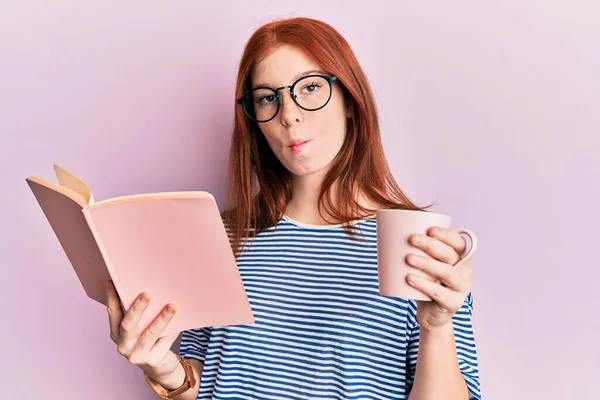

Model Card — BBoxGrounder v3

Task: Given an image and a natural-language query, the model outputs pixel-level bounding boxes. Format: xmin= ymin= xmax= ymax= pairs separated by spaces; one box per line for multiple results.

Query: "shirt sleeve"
xmin=179 ymin=327 xmax=212 ymax=364
xmin=405 ymin=293 xmax=482 ymax=399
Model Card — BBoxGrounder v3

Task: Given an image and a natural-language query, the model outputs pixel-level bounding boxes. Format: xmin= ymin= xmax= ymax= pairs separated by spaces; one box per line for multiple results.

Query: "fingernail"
xmin=412 ymin=235 xmax=421 ymax=243
xmin=166 ymin=304 xmax=177 ymax=313
xmin=139 ymin=293 xmax=149 ymax=303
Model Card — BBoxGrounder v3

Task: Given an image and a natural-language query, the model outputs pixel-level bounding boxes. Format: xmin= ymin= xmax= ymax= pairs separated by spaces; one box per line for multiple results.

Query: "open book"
xmin=26 ymin=164 xmax=255 ymax=337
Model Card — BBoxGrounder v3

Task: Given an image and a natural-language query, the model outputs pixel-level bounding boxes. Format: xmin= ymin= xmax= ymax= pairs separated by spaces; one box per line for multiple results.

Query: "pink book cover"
xmin=26 ymin=164 xmax=255 ymax=337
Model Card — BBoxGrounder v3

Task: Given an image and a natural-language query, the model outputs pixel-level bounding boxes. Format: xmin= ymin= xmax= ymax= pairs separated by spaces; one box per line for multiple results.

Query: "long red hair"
xmin=222 ymin=17 xmax=434 ymax=256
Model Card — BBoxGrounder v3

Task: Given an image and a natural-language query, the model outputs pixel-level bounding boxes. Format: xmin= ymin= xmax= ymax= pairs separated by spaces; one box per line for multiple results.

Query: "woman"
xmin=106 ymin=17 xmax=481 ymax=400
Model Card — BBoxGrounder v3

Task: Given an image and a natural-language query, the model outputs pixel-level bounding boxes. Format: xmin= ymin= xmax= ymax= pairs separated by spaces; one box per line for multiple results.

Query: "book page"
xmin=91 ymin=191 xmax=213 ymax=208
xmin=54 ymin=163 xmax=94 ymax=206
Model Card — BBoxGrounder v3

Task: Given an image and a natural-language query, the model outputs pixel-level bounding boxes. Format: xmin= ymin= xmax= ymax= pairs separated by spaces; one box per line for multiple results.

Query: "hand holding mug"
xmin=376 ymin=210 xmax=478 ymax=331
xmin=405 ymin=226 xmax=476 ymax=330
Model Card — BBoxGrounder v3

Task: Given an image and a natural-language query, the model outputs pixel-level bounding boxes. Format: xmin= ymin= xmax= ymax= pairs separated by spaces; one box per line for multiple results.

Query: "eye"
xmin=301 ymin=82 xmax=322 ymax=94
xmin=256 ymin=94 xmax=277 ymax=104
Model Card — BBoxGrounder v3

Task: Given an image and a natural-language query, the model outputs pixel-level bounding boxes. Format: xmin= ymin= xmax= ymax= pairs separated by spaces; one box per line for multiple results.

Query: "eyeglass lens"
xmin=241 ymin=75 xmax=332 ymax=122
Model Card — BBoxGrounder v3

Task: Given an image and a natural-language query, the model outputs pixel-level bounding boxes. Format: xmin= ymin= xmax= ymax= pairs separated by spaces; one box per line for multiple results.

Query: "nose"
xmin=278 ymin=87 xmax=302 ymax=125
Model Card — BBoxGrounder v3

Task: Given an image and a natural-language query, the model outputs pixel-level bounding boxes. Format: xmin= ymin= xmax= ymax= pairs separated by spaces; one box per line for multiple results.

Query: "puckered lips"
xmin=288 ymin=139 xmax=310 ymax=155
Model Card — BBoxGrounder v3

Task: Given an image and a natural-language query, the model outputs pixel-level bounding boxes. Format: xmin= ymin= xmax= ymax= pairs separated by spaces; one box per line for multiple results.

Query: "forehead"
xmin=251 ymin=45 xmax=323 ymax=87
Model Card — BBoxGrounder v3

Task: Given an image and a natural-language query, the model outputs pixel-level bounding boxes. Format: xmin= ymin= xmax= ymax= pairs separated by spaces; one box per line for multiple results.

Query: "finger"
xmin=119 ymin=292 xmax=151 ymax=345
xmin=406 ymin=274 xmax=464 ymax=311
xmin=461 ymin=264 xmax=474 ymax=281
xmin=135 ymin=303 xmax=178 ymax=354
xmin=406 ymin=253 xmax=471 ymax=292
xmin=428 ymin=227 xmax=468 ymax=259
xmin=106 ymin=280 xmax=123 ymax=343
xmin=146 ymin=334 xmax=180 ymax=368
xmin=410 ymin=233 xmax=460 ymax=266
xmin=150 ymin=333 xmax=179 ymax=355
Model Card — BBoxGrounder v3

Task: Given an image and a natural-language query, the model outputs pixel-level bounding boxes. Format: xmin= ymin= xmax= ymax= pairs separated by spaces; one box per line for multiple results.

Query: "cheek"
xmin=315 ymin=101 xmax=347 ymax=146
xmin=258 ymin=126 xmax=280 ymax=150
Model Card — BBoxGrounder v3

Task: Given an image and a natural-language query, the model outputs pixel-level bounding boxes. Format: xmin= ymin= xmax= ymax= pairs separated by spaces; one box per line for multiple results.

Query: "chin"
xmin=275 ymin=141 xmax=342 ymax=177
xmin=289 ymin=167 xmax=322 ymax=177
xmin=286 ymin=157 xmax=336 ymax=178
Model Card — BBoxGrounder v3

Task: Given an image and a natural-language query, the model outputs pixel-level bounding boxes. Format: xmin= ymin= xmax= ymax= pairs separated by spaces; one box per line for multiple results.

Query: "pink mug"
xmin=376 ymin=209 xmax=478 ymax=301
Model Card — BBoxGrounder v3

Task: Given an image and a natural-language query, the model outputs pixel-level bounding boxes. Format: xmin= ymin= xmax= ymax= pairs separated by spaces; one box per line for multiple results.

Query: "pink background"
xmin=2 ymin=1 xmax=599 ymax=399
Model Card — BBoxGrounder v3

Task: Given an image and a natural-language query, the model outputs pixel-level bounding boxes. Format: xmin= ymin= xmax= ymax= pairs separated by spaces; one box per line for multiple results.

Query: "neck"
xmin=284 ymin=169 xmax=374 ymax=226
xmin=284 ymin=168 xmax=333 ymax=225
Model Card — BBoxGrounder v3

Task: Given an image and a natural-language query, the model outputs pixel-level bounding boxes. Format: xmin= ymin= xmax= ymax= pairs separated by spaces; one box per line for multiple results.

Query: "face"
xmin=250 ymin=45 xmax=348 ymax=178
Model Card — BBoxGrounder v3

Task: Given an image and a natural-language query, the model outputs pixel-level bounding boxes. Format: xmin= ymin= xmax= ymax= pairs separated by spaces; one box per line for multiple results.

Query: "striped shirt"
xmin=179 ymin=215 xmax=481 ymax=399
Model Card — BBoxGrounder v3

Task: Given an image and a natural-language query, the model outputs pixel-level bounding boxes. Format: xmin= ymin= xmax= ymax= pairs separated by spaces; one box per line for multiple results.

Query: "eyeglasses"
xmin=236 ymin=74 xmax=338 ymax=123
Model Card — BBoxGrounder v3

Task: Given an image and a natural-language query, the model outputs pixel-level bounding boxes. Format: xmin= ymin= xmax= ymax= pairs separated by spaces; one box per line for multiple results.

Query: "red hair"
xmin=222 ymin=17 xmax=433 ymax=256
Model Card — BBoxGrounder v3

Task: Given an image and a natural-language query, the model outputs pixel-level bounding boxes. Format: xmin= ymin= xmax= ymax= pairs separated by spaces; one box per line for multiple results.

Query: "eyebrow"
xmin=252 ymin=69 xmax=328 ymax=89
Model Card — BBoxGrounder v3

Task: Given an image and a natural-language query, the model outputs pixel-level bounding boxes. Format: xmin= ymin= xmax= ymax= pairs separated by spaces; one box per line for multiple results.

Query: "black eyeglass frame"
xmin=236 ymin=74 xmax=339 ymax=123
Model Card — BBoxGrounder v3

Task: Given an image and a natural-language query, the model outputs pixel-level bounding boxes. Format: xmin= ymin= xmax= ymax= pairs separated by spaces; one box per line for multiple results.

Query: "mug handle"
xmin=453 ymin=228 xmax=479 ymax=268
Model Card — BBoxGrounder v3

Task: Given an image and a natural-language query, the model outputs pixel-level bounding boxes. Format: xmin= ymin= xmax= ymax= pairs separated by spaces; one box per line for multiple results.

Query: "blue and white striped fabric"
xmin=180 ymin=215 xmax=481 ymax=399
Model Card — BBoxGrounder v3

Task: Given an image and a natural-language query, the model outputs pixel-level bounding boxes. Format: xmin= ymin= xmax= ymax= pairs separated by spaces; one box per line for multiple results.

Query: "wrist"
xmin=144 ymin=354 xmax=198 ymax=399
xmin=419 ymin=320 xmax=454 ymax=339
xmin=149 ymin=358 xmax=186 ymax=390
